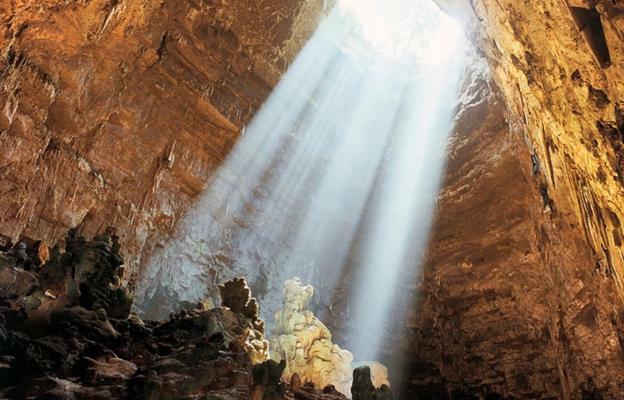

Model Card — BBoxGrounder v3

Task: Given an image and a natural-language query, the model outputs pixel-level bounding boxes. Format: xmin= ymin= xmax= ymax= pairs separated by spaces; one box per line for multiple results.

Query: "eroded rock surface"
xmin=5 ymin=0 xmax=624 ymax=398
xmin=0 ymin=0 xmax=324 ymax=284
xmin=380 ymin=25 xmax=624 ymax=398
xmin=398 ymin=0 xmax=624 ymax=398
xmin=270 ymin=278 xmax=354 ymax=396
xmin=351 ymin=367 xmax=393 ymax=400
xmin=0 ymin=229 xmax=358 ymax=399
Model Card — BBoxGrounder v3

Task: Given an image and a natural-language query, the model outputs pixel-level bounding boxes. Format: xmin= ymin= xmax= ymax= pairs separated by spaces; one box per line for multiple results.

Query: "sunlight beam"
xmin=136 ymin=0 xmax=467 ymax=374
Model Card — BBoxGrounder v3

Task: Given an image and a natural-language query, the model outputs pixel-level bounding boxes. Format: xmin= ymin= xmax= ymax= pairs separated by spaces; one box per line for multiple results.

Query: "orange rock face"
xmin=0 ymin=0 xmax=321 ymax=281
xmin=405 ymin=1 xmax=624 ymax=397
xmin=4 ymin=0 xmax=624 ymax=398
xmin=403 ymin=55 xmax=624 ymax=399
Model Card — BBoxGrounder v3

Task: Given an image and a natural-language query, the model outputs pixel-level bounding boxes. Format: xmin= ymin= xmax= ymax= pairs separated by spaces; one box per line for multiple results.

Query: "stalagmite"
xmin=270 ymin=278 xmax=354 ymax=394
xmin=3 ymin=0 xmax=624 ymax=397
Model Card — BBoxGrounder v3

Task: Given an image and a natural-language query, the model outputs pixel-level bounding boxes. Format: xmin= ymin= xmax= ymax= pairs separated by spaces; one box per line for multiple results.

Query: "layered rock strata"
xmin=396 ymin=0 xmax=624 ymax=397
xmin=395 ymin=33 xmax=624 ymax=399
xmin=0 ymin=0 xmax=323 ymax=282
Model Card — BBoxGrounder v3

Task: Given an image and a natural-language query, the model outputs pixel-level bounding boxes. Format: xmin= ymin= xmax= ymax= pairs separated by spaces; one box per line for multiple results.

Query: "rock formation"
xmin=352 ymin=362 xmax=390 ymax=390
xmin=400 ymin=0 xmax=624 ymax=397
xmin=0 ymin=229 xmax=360 ymax=399
xmin=0 ymin=0 xmax=322 ymax=282
xmin=219 ymin=276 xmax=270 ymax=364
xmin=351 ymin=366 xmax=394 ymax=400
xmin=1 ymin=231 xmax=312 ymax=399
xmin=270 ymin=278 xmax=354 ymax=395
xmin=4 ymin=0 xmax=624 ymax=398
xmin=0 ymin=227 xmax=133 ymax=322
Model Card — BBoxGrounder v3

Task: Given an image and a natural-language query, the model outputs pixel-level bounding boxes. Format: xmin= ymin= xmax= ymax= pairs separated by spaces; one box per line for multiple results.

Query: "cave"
xmin=2 ymin=0 xmax=624 ymax=399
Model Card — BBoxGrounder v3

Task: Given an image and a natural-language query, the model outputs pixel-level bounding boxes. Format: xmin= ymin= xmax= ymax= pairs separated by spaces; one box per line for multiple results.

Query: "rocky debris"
xmin=82 ymin=356 xmax=138 ymax=383
xmin=64 ymin=227 xmax=132 ymax=319
xmin=352 ymin=362 xmax=390 ymax=389
xmin=251 ymin=359 xmax=287 ymax=399
xmin=218 ymin=277 xmax=269 ymax=365
xmin=351 ymin=367 xmax=393 ymax=400
xmin=250 ymin=359 xmax=350 ymax=400
xmin=6 ymin=227 xmax=135 ymax=322
xmin=220 ymin=277 xmax=263 ymax=328
xmin=270 ymin=278 xmax=354 ymax=395
xmin=0 ymin=228 xmax=353 ymax=399
xmin=4 ymin=0 xmax=624 ymax=398
xmin=0 ymin=257 xmax=38 ymax=300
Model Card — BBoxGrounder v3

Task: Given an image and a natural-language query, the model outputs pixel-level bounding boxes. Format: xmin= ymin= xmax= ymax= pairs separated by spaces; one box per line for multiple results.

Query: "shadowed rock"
xmin=0 ymin=235 xmax=347 ymax=399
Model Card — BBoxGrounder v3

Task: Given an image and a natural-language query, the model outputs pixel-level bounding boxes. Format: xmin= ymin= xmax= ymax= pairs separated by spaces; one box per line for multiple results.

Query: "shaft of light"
xmin=135 ymin=0 xmax=467 ymax=369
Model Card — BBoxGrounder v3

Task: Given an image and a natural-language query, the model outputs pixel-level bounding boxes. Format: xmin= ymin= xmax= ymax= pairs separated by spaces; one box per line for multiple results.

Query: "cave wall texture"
xmin=0 ymin=0 xmax=323 ymax=283
xmin=3 ymin=0 xmax=624 ymax=399
xmin=403 ymin=57 xmax=624 ymax=399
xmin=405 ymin=0 xmax=624 ymax=398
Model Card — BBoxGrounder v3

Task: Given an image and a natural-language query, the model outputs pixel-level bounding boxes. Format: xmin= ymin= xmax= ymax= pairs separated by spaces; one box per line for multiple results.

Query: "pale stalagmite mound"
xmin=270 ymin=278 xmax=354 ymax=395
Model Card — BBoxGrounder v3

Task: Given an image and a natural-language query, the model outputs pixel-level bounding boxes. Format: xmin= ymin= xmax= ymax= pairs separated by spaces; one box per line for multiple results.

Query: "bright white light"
xmin=135 ymin=0 xmax=467 ymax=371
xmin=332 ymin=0 xmax=462 ymax=67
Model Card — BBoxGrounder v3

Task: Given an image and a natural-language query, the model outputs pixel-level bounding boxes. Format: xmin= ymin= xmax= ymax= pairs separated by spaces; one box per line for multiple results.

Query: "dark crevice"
xmin=568 ymin=6 xmax=612 ymax=68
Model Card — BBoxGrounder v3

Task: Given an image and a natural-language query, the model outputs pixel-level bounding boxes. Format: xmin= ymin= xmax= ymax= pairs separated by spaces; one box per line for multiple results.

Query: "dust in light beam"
xmin=137 ymin=0 xmax=466 ymax=363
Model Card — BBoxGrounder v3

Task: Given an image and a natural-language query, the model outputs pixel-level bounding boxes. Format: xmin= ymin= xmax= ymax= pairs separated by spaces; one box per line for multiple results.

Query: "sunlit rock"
xmin=219 ymin=277 xmax=270 ymax=364
xmin=0 ymin=0 xmax=316 ymax=284
xmin=270 ymin=277 xmax=353 ymax=395
xmin=6 ymin=0 xmax=624 ymax=397
xmin=219 ymin=277 xmax=261 ymax=322
xmin=0 ymin=233 xmax=349 ymax=398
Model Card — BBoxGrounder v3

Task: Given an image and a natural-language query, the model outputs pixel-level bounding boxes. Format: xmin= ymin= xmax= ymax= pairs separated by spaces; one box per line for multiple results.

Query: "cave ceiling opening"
xmin=136 ymin=0 xmax=466 ymax=365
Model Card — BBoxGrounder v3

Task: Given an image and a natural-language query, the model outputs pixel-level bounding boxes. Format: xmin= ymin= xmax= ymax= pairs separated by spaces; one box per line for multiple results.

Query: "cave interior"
xmin=2 ymin=0 xmax=624 ymax=399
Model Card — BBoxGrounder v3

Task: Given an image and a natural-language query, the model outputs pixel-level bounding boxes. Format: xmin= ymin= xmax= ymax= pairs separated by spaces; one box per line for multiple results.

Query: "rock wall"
xmin=398 ymin=2 xmax=624 ymax=397
xmin=403 ymin=57 xmax=612 ymax=399
xmin=451 ymin=0 xmax=624 ymax=297
xmin=5 ymin=0 xmax=624 ymax=398
xmin=0 ymin=0 xmax=322 ymax=282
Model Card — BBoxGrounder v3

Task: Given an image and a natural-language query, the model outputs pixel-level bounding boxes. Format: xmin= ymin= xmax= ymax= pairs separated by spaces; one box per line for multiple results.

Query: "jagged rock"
xmin=216 ymin=278 xmax=269 ymax=364
xmin=67 ymin=228 xmax=132 ymax=319
xmin=0 ymin=0 xmax=315 ymax=287
xmin=0 ymin=262 xmax=39 ymax=299
xmin=3 ymin=0 xmax=624 ymax=398
xmin=0 ymin=229 xmax=358 ymax=399
xmin=50 ymin=306 xmax=120 ymax=343
xmin=352 ymin=362 xmax=390 ymax=389
xmin=351 ymin=366 xmax=394 ymax=400
xmin=219 ymin=277 xmax=260 ymax=321
xmin=6 ymin=227 xmax=135 ymax=321
xmin=13 ymin=242 xmax=33 ymax=270
xmin=270 ymin=278 xmax=353 ymax=395
xmin=252 ymin=359 xmax=287 ymax=399
xmin=82 ymin=356 xmax=137 ymax=383
xmin=351 ymin=367 xmax=375 ymax=400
